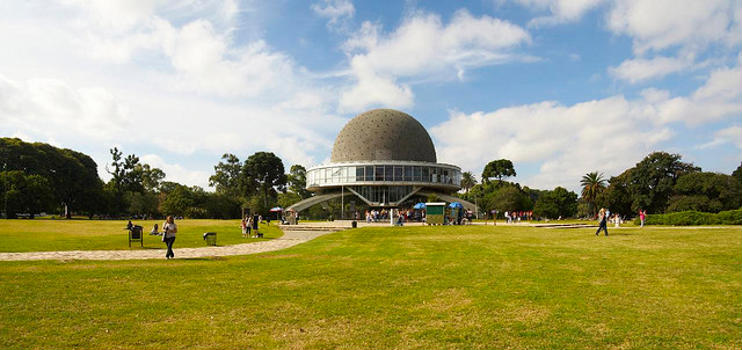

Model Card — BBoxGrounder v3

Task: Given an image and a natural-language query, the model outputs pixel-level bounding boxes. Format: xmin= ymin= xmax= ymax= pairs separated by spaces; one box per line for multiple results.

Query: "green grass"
xmin=0 ymin=219 xmax=282 ymax=252
xmin=0 ymin=224 xmax=740 ymax=349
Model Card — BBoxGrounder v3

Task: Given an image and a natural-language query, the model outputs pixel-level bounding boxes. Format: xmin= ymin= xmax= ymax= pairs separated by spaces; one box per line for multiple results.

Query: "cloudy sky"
xmin=1 ymin=0 xmax=740 ymax=192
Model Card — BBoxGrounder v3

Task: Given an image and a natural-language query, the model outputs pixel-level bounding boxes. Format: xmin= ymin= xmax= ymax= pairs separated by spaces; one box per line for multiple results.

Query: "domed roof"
xmin=331 ymin=109 xmax=437 ymax=163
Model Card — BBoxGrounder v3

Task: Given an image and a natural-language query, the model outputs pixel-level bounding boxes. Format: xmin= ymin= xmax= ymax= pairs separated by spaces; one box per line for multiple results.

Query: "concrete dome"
xmin=331 ymin=109 xmax=437 ymax=163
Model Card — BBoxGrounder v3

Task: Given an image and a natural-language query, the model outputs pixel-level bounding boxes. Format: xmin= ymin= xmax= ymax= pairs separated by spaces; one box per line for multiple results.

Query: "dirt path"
xmin=0 ymin=230 xmax=329 ymax=261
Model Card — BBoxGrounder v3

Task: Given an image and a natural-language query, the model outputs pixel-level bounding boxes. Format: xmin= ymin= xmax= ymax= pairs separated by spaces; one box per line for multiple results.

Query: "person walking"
xmin=639 ymin=209 xmax=646 ymax=228
xmin=162 ymin=215 xmax=178 ymax=259
xmin=246 ymin=215 xmax=253 ymax=237
xmin=595 ymin=208 xmax=608 ymax=236
xmin=252 ymin=213 xmax=261 ymax=238
xmin=240 ymin=218 xmax=247 ymax=238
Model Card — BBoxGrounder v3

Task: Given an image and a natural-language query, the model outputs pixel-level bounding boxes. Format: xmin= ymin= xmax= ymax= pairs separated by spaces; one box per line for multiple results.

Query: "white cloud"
xmin=652 ymin=65 xmax=742 ymax=125
xmin=311 ymin=0 xmax=355 ymax=27
xmin=514 ymin=0 xmax=605 ymax=27
xmin=0 ymin=74 xmax=129 ymax=142
xmin=340 ymin=9 xmax=531 ymax=112
xmin=431 ymin=97 xmax=670 ymax=191
xmin=0 ymin=0 xmax=347 ymax=189
xmin=606 ymin=0 xmax=740 ymax=55
xmin=431 ymin=60 xmax=742 ymax=191
xmin=608 ymin=56 xmax=692 ymax=83
xmin=698 ymin=125 xmax=742 ymax=150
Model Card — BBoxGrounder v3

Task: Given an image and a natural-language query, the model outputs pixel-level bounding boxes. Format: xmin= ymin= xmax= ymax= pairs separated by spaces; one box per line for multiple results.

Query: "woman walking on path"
xmin=162 ymin=216 xmax=178 ymax=259
xmin=595 ymin=208 xmax=608 ymax=236
xmin=246 ymin=216 xmax=253 ymax=237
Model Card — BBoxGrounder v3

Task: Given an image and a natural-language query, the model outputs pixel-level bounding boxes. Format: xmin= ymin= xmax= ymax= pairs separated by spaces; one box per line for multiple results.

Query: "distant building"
xmin=288 ymin=109 xmax=476 ymax=215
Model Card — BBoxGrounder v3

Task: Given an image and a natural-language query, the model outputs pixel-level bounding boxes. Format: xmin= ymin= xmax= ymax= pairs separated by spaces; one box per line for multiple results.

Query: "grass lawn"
xmin=0 ymin=224 xmax=740 ymax=349
xmin=0 ymin=219 xmax=282 ymax=252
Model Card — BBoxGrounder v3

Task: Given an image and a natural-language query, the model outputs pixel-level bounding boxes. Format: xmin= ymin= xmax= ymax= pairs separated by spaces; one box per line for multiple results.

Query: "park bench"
xmin=127 ymin=225 xmax=143 ymax=248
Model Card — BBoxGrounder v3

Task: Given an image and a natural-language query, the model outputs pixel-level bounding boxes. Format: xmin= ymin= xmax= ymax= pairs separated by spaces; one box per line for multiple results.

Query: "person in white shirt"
xmin=162 ymin=216 xmax=178 ymax=259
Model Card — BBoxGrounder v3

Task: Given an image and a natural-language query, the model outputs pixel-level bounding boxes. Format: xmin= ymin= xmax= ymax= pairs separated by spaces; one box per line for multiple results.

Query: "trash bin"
xmin=351 ymin=220 xmax=357 ymax=228
xmin=203 ymin=232 xmax=217 ymax=246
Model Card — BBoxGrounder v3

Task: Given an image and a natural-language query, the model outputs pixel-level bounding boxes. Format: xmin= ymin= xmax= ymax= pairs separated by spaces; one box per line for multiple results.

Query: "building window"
xmin=375 ymin=166 xmax=384 ymax=181
xmin=365 ymin=166 xmax=374 ymax=181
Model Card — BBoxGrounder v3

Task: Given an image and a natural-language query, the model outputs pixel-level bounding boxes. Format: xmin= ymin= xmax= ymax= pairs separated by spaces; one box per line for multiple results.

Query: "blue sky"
xmin=0 ymin=0 xmax=740 ymax=193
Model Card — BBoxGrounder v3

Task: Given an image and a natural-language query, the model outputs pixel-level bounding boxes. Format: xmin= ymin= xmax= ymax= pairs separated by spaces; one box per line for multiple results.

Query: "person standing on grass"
xmin=639 ymin=209 xmax=646 ymax=228
xmin=245 ymin=215 xmax=253 ymax=237
xmin=595 ymin=208 xmax=608 ymax=236
xmin=240 ymin=217 xmax=247 ymax=238
xmin=162 ymin=215 xmax=178 ymax=259
xmin=252 ymin=213 xmax=260 ymax=237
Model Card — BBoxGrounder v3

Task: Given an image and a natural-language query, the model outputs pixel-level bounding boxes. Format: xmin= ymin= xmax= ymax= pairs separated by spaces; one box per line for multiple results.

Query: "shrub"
xmin=636 ymin=209 xmax=742 ymax=226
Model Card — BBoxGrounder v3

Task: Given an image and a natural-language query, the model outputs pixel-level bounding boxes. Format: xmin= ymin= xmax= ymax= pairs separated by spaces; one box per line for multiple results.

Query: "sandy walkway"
xmin=0 ymin=230 xmax=329 ymax=262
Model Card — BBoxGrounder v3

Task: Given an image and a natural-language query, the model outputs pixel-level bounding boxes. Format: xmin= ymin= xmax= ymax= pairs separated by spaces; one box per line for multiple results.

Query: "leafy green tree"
xmin=0 ymin=171 xmax=55 ymax=218
xmin=0 ymin=138 xmax=105 ymax=218
xmin=580 ymin=171 xmax=606 ymax=216
xmin=481 ymin=159 xmax=516 ymax=183
xmin=203 ymin=193 xmax=241 ymax=219
xmin=140 ymin=164 xmax=166 ymax=192
xmin=625 ymin=152 xmax=699 ymax=213
xmin=667 ymin=172 xmax=741 ymax=212
xmin=126 ymin=191 xmax=160 ymax=217
xmin=533 ymin=186 xmax=577 ymax=219
xmin=595 ymin=172 xmax=632 ymax=217
xmin=158 ymin=183 xmax=195 ymax=217
xmin=209 ymin=153 xmax=243 ymax=197
xmin=460 ymin=171 xmax=477 ymax=194
xmin=287 ymin=164 xmax=311 ymax=199
xmin=243 ymin=152 xmax=286 ymax=209
xmin=484 ymin=184 xmax=532 ymax=213
xmin=733 ymin=162 xmax=742 ymax=184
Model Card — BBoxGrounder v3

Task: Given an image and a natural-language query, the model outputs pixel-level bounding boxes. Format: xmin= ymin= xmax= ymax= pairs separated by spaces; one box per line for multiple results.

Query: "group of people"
xmin=364 ymin=208 xmax=429 ymax=224
xmin=240 ymin=214 xmax=262 ymax=238
xmin=503 ymin=211 xmax=533 ymax=223
xmin=595 ymin=208 xmax=648 ymax=236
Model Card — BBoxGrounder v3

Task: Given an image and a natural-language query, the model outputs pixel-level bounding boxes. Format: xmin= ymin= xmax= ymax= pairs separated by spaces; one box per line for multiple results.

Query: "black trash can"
xmin=351 ymin=220 xmax=357 ymax=228
xmin=203 ymin=232 xmax=217 ymax=246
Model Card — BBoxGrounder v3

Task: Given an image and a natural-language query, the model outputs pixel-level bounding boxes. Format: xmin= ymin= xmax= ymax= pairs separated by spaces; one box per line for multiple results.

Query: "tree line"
xmin=0 ymin=138 xmax=296 ymax=219
xmin=460 ymin=152 xmax=742 ymax=219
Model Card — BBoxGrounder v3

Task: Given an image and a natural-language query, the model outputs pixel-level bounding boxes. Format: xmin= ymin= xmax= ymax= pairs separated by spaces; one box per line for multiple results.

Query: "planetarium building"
xmin=287 ymin=109 xmax=476 ymax=214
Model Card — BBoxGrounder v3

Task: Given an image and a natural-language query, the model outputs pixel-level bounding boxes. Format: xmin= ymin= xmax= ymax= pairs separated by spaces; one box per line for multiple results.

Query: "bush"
xmin=636 ymin=209 xmax=742 ymax=226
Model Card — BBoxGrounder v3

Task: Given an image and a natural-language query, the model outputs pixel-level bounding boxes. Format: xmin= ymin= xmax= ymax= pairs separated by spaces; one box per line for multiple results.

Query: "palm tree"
xmin=461 ymin=171 xmax=477 ymax=194
xmin=580 ymin=171 xmax=607 ymax=216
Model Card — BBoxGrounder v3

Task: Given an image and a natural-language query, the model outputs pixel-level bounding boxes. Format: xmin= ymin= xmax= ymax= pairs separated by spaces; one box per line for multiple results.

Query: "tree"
xmin=287 ymin=164 xmax=311 ymax=199
xmin=140 ymin=164 xmax=166 ymax=192
xmin=0 ymin=171 xmax=55 ymax=218
xmin=667 ymin=172 xmax=741 ymax=212
xmin=482 ymin=159 xmax=516 ymax=183
xmin=595 ymin=172 xmax=632 ymax=217
xmin=533 ymin=186 xmax=577 ymax=219
xmin=460 ymin=171 xmax=477 ymax=194
xmin=159 ymin=183 xmax=195 ymax=217
xmin=732 ymin=162 xmax=742 ymax=185
xmin=209 ymin=153 xmax=243 ymax=197
xmin=484 ymin=184 xmax=532 ymax=213
xmin=625 ymin=152 xmax=699 ymax=213
xmin=0 ymin=138 xmax=105 ymax=218
xmin=243 ymin=152 xmax=286 ymax=209
xmin=580 ymin=171 xmax=607 ymax=216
